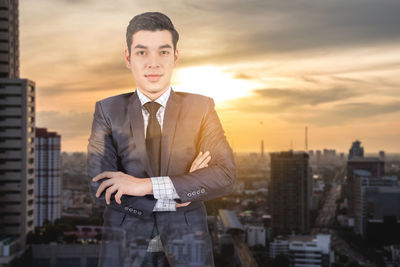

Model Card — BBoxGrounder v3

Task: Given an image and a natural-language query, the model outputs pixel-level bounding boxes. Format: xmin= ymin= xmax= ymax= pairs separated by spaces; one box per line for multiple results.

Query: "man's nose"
xmin=147 ymin=53 xmax=161 ymax=68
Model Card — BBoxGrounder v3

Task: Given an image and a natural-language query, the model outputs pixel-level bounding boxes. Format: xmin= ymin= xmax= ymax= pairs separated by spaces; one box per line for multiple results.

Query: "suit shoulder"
xmin=175 ymin=91 xmax=213 ymax=106
xmin=96 ymin=92 xmax=132 ymax=108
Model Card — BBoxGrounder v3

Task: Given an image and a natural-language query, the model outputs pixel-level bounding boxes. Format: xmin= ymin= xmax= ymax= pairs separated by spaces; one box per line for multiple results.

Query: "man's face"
xmin=124 ymin=30 xmax=178 ymax=98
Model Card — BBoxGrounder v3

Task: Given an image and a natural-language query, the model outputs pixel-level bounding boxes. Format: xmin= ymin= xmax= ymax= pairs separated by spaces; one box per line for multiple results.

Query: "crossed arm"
xmin=87 ymin=97 xmax=235 ymax=216
xmin=92 ymin=151 xmax=211 ymax=207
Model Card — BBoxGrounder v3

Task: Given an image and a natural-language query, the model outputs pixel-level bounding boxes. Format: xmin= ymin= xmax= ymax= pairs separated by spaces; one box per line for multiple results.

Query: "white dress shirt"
xmin=136 ymin=87 xmax=180 ymax=211
xmin=136 ymin=87 xmax=183 ymax=253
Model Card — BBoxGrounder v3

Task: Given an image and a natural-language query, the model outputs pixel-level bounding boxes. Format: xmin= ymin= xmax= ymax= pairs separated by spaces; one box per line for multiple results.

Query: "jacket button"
xmin=192 ymin=191 xmax=196 ymax=196
xmin=124 ymin=207 xmax=129 ymax=210
xmin=133 ymin=209 xmax=137 ymax=213
xmin=129 ymin=208 xmax=133 ymax=212
xmin=197 ymin=190 xmax=200 ymax=195
xmin=187 ymin=192 xmax=191 ymax=197
xmin=138 ymin=211 xmax=143 ymax=215
xmin=201 ymin=188 xmax=205 ymax=193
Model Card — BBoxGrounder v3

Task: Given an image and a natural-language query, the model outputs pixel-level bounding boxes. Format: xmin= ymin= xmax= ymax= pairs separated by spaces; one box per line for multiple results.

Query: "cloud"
xmin=255 ymin=87 xmax=361 ymax=106
xmin=282 ymin=101 xmax=400 ymax=126
xmin=222 ymin=86 xmax=400 ymax=126
xmin=172 ymin=0 xmax=400 ymax=66
xmin=223 ymin=87 xmax=364 ymax=114
xmin=36 ymin=110 xmax=93 ymax=139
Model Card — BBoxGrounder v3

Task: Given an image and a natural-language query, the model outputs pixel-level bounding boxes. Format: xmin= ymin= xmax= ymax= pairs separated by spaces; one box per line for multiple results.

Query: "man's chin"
xmin=147 ymin=85 xmax=169 ymax=93
xmin=138 ymin=85 xmax=169 ymax=95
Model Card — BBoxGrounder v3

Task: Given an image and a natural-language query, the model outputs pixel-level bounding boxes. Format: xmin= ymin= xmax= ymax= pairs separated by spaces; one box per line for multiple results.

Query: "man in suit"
xmin=87 ymin=12 xmax=236 ymax=267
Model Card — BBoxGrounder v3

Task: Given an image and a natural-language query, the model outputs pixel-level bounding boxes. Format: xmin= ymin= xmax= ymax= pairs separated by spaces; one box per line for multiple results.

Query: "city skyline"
xmin=19 ymin=0 xmax=400 ymax=152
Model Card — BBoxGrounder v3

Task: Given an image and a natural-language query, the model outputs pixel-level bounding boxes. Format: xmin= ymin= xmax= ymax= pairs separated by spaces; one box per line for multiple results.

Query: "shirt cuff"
xmin=151 ymin=176 xmax=180 ymax=200
xmin=152 ymin=199 xmax=176 ymax=211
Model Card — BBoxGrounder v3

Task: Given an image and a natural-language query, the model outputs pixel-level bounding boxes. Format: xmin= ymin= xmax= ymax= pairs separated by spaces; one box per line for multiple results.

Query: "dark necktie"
xmin=144 ymin=102 xmax=162 ymax=176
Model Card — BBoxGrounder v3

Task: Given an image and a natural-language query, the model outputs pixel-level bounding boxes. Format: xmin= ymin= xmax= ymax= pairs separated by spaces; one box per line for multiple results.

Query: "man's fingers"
xmin=95 ymin=179 xmax=113 ymax=198
xmin=198 ymin=151 xmax=210 ymax=162
xmin=203 ymin=155 xmax=211 ymax=164
xmin=190 ymin=152 xmax=202 ymax=172
xmin=191 ymin=151 xmax=210 ymax=168
xmin=198 ymin=155 xmax=211 ymax=168
xmin=92 ymin=171 xmax=116 ymax=182
xmin=176 ymin=201 xmax=191 ymax=207
xmin=105 ymin=184 xmax=119 ymax=205
xmin=115 ymin=190 xmax=123 ymax=204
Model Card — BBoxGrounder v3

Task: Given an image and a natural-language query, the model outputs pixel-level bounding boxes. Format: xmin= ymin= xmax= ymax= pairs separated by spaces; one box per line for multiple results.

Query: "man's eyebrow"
xmin=159 ymin=44 xmax=172 ymax=49
xmin=134 ymin=44 xmax=147 ymax=49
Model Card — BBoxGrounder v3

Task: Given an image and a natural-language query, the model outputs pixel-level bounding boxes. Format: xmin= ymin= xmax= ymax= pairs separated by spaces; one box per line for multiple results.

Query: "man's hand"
xmin=176 ymin=151 xmax=211 ymax=208
xmin=92 ymin=171 xmax=152 ymax=205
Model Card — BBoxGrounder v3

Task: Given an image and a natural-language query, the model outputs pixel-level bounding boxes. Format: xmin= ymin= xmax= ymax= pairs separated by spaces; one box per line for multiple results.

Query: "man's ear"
xmin=174 ymin=49 xmax=179 ymax=66
xmin=124 ymin=48 xmax=131 ymax=69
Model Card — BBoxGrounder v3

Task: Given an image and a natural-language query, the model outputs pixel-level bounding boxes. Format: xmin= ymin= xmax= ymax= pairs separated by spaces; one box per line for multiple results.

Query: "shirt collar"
xmin=136 ymin=87 xmax=171 ymax=108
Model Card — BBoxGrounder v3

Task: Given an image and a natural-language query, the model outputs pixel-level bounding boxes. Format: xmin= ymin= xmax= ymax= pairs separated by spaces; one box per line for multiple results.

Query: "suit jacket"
xmin=87 ymin=89 xmax=236 ymax=266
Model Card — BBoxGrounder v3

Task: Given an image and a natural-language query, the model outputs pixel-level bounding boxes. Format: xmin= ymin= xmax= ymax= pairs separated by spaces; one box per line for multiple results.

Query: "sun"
xmin=172 ymin=66 xmax=263 ymax=104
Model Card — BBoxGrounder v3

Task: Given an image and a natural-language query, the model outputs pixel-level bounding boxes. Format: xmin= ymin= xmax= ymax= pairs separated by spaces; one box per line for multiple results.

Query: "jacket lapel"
xmin=128 ymin=91 xmax=154 ymax=177
xmin=160 ymin=89 xmax=182 ymax=176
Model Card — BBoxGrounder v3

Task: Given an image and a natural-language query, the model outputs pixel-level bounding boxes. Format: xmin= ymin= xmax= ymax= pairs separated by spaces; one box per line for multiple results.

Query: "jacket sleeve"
xmin=87 ymin=101 xmax=157 ymax=217
xmin=169 ymin=97 xmax=236 ymax=203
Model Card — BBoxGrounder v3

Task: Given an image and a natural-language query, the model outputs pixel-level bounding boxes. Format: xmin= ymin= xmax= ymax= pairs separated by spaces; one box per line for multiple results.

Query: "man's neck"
xmin=137 ymin=87 xmax=170 ymax=101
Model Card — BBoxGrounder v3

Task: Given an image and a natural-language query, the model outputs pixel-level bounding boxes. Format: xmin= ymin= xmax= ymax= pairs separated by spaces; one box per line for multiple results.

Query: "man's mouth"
xmin=145 ymin=74 xmax=163 ymax=81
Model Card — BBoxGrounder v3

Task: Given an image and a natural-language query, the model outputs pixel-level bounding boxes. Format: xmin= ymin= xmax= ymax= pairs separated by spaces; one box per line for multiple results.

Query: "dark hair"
xmin=126 ymin=12 xmax=179 ymax=56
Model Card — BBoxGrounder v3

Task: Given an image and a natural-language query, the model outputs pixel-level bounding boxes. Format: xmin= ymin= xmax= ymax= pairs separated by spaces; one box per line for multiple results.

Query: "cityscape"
xmin=1 ymin=0 xmax=400 ymax=267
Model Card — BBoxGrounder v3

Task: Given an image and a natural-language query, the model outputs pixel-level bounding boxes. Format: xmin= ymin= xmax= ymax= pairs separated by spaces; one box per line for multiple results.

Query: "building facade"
xmin=34 ymin=128 xmax=61 ymax=227
xmin=270 ymin=151 xmax=311 ymax=237
xmin=0 ymin=0 xmax=36 ymax=265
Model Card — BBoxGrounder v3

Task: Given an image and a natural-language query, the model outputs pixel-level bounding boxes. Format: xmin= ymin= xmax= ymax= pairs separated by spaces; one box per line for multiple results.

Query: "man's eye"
xmin=136 ymin=51 xmax=146 ymax=55
xmin=161 ymin=51 xmax=169 ymax=55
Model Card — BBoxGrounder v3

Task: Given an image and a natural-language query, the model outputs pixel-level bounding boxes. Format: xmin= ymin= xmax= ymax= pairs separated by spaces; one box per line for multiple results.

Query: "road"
xmin=311 ymin=182 xmax=376 ymax=267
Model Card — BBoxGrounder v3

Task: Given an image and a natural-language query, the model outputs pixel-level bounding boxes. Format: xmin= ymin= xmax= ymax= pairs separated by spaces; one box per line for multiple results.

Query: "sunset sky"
xmin=20 ymin=0 xmax=400 ymax=153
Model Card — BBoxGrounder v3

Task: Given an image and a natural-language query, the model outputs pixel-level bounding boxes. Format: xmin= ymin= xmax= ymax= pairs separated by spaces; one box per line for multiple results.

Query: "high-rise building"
xmin=323 ymin=149 xmax=336 ymax=158
xmin=261 ymin=140 xmax=264 ymax=158
xmin=352 ymin=169 xmax=400 ymax=236
xmin=0 ymin=0 xmax=19 ymax=78
xmin=348 ymin=140 xmax=364 ymax=160
xmin=34 ymin=128 xmax=61 ymax=227
xmin=0 ymin=67 xmax=35 ymax=265
xmin=347 ymin=156 xmax=384 ymax=215
xmin=379 ymin=150 xmax=385 ymax=161
xmin=270 ymin=151 xmax=311 ymax=237
xmin=0 ymin=0 xmax=36 ymax=265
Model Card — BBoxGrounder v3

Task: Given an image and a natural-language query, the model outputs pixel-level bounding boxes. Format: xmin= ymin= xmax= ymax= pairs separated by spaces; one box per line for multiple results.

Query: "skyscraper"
xmin=346 ymin=142 xmax=384 ymax=216
xmin=0 ymin=0 xmax=19 ymax=78
xmin=34 ymin=128 xmax=61 ymax=227
xmin=352 ymin=170 xmax=400 ymax=235
xmin=270 ymin=151 xmax=311 ymax=237
xmin=0 ymin=0 xmax=36 ymax=264
xmin=348 ymin=140 xmax=364 ymax=160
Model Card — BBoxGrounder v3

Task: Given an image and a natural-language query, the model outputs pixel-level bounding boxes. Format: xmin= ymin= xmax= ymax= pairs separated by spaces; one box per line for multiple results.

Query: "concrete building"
xmin=0 ymin=0 xmax=36 ymax=265
xmin=347 ymin=154 xmax=384 ymax=216
xmin=352 ymin=170 xmax=400 ymax=235
xmin=270 ymin=151 xmax=311 ymax=237
xmin=245 ymin=224 xmax=266 ymax=247
xmin=34 ymin=128 xmax=61 ymax=227
xmin=289 ymin=235 xmax=332 ymax=267
xmin=167 ymin=233 xmax=208 ymax=267
xmin=348 ymin=140 xmax=364 ymax=160
xmin=0 ymin=0 xmax=19 ymax=78
xmin=270 ymin=234 xmax=333 ymax=267
xmin=269 ymin=238 xmax=289 ymax=258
